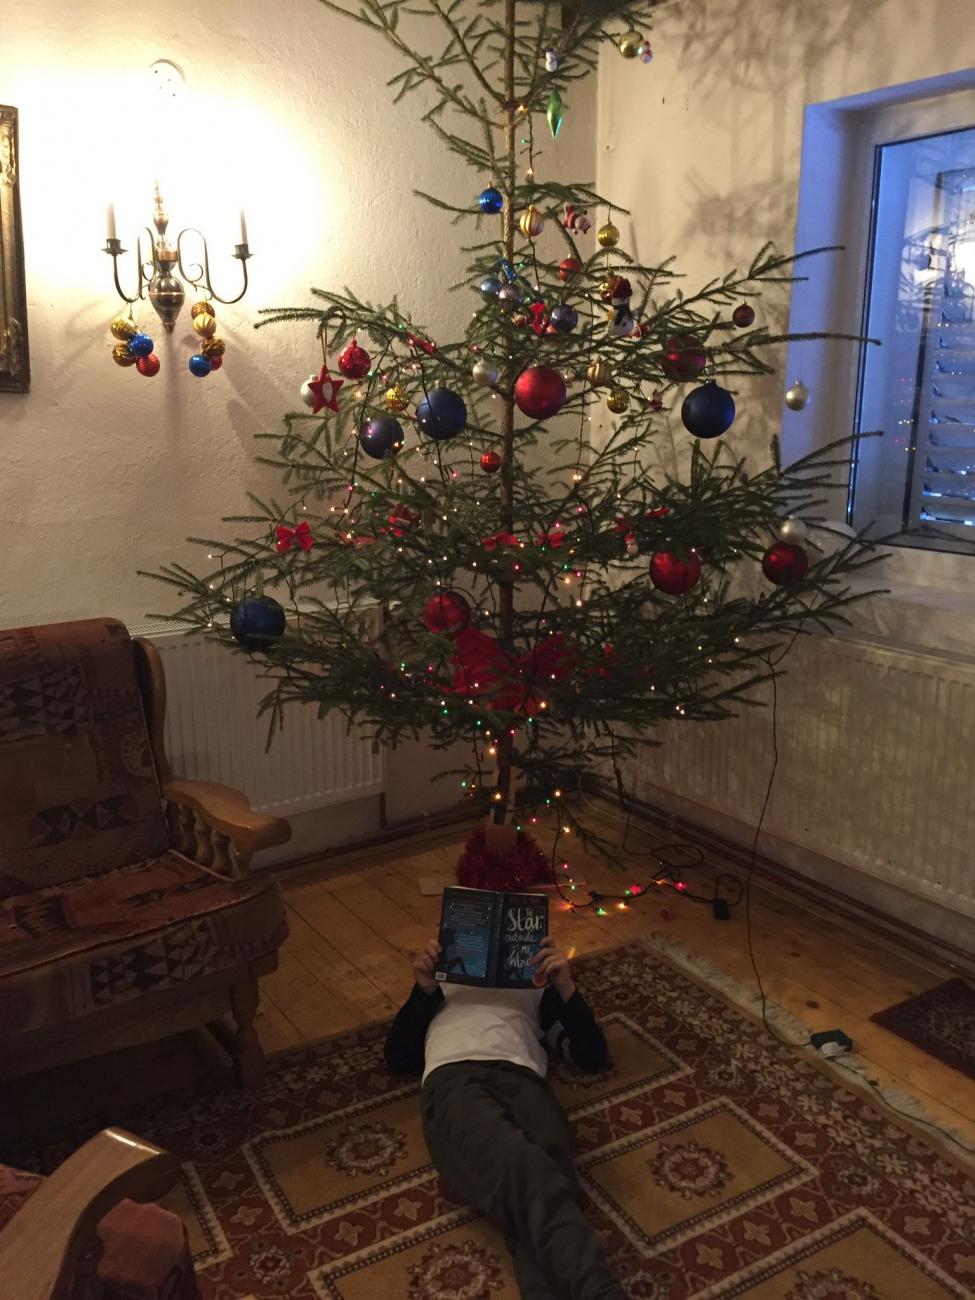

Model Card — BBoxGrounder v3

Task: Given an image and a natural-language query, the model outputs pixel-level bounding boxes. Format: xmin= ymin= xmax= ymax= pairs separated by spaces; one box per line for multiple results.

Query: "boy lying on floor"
xmin=384 ymin=934 xmax=628 ymax=1300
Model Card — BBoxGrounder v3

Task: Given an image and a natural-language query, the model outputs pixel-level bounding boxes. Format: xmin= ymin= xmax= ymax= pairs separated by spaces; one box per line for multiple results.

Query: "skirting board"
xmin=588 ymin=778 xmax=975 ymax=981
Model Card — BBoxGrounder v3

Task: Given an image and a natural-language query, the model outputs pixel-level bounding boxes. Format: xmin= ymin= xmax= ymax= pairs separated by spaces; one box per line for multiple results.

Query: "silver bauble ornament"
xmin=498 ymin=283 xmax=523 ymax=309
xmin=777 ymin=517 xmax=809 ymax=545
xmin=299 ymin=376 xmax=318 ymax=408
xmin=784 ymin=379 xmax=810 ymax=411
xmin=472 ymin=359 xmax=499 ymax=387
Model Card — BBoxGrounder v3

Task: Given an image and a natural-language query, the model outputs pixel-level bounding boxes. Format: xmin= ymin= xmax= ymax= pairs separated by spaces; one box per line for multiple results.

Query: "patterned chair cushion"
xmin=0 ymin=1169 xmax=199 ymax=1300
xmin=0 ymin=619 xmax=170 ymax=899
xmin=0 ymin=1163 xmax=43 ymax=1231
xmin=0 ymin=852 xmax=287 ymax=1035
xmin=97 ymin=1196 xmax=201 ymax=1300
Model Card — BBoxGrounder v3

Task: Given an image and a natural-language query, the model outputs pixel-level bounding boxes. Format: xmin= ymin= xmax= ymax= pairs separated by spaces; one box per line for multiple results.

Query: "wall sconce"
xmin=103 ymin=182 xmax=251 ymax=333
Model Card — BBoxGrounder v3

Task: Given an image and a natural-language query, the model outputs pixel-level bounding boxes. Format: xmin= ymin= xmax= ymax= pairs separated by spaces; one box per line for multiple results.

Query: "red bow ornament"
xmin=449 ymin=629 xmax=575 ymax=714
xmin=382 ymin=504 xmax=420 ymax=538
xmin=482 ymin=532 xmax=521 ymax=552
xmin=275 ymin=520 xmax=315 ymax=553
xmin=536 ymin=527 xmax=567 ymax=549
xmin=528 ymin=302 xmax=549 ymax=336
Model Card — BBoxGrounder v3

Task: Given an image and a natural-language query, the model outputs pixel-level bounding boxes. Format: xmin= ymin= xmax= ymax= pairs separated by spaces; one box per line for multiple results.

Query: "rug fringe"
xmin=638 ymin=930 xmax=975 ymax=1165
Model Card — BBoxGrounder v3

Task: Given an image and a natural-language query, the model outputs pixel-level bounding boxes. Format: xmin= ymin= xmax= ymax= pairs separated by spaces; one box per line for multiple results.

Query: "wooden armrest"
xmin=163 ymin=777 xmax=291 ymax=860
xmin=0 ymin=1128 xmax=179 ymax=1300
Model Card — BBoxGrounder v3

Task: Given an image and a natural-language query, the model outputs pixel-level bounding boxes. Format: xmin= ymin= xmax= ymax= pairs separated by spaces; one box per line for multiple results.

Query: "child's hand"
xmin=532 ymin=936 xmax=576 ymax=1001
xmin=412 ymin=940 xmax=442 ymax=995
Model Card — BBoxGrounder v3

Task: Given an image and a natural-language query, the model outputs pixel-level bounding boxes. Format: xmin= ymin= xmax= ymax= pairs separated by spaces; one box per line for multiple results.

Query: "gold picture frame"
xmin=0 ymin=105 xmax=29 ymax=393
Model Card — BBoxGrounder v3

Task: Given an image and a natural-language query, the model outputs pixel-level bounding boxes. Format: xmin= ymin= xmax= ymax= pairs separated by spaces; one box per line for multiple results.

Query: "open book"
xmin=435 ymin=886 xmax=549 ymax=989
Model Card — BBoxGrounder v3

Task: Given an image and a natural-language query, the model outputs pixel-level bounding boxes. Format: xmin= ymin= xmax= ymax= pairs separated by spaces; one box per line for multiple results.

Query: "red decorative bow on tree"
xmin=536 ymin=527 xmax=567 ymax=549
xmin=448 ymin=629 xmax=576 ymax=713
xmin=482 ymin=532 xmax=521 ymax=551
xmin=275 ymin=521 xmax=315 ymax=553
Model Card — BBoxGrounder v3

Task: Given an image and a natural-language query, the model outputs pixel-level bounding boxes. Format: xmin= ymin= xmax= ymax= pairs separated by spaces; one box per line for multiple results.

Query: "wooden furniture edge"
xmin=0 ymin=1128 xmax=179 ymax=1300
xmin=162 ymin=776 xmax=292 ymax=857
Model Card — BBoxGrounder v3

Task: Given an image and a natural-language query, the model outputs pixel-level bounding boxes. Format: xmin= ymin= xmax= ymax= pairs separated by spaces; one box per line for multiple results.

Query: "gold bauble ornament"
xmin=384 ymin=383 xmax=409 ymax=412
xmin=518 ymin=205 xmax=545 ymax=239
xmin=619 ymin=30 xmax=644 ymax=59
xmin=597 ymin=220 xmax=620 ymax=249
xmin=193 ymin=312 xmax=217 ymax=339
xmin=112 ymin=342 xmax=138 ymax=367
xmin=606 ymin=386 xmax=630 ymax=414
xmin=586 ymin=359 xmax=613 ymax=388
xmin=110 ymin=316 xmax=137 ymax=341
xmin=190 ymin=301 xmax=214 ymax=319
xmin=202 ymin=336 xmax=225 ymax=358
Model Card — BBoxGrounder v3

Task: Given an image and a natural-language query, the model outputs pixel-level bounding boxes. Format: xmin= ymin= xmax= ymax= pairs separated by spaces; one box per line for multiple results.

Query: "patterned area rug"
xmin=5 ymin=939 xmax=974 ymax=1299
xmin=871 ymin=979 xmax=975 ymax=1081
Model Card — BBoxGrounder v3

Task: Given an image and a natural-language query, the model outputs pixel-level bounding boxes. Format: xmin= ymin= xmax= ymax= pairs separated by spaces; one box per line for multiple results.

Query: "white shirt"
xmin=422 ymin=983 xmax=547 ymax=1083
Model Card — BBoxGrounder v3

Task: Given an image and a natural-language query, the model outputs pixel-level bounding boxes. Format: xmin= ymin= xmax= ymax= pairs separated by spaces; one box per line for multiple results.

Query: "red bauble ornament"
xmin=514 ymin=366 xmax=567 ymax=420
xmin=456 ymin=828 xmax=548 ymax=891
xmin=208 ymin=354 xmax=223 ymax=371
xmin=661 ymin=333 xmax=708 ymax=382
xmin=732 ymin=303 xmax=756 ymax=328
xmin=649 ymin=549 xmax=702 ymax=595
xmin=559 ymin=257 xmax=582 ymax=282
xmin=338 ymin=338 xmax=371 ymax=379
xmin=422 ymin=590 xmax=471 ymax=634
xmin=136 ymin=353 xmax=160 ymax=377
xmin=480 ymin=451 xmax=503 ymax=474
xmin=762 ymin=541 xmax=809 ymax=586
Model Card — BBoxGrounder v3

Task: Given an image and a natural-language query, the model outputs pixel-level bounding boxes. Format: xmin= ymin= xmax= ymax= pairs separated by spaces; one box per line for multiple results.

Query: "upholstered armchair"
xmin=0 ymin=618 xmax=291 ymax=1088
xmin=0 ymin=1127 xmax=198 ymax=1300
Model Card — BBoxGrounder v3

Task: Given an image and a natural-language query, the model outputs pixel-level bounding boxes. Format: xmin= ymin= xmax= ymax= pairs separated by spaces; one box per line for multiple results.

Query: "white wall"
xmin=0 ymin=0 xmax=594 ymax=627
xmin=597 ymin=0 xmax=975 ymax=942
xmin=0 ymin=0 xmax=594 ymax=857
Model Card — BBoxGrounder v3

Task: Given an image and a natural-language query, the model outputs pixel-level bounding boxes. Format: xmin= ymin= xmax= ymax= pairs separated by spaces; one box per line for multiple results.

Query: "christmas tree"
xmin=150 ymin=0 xmax=876 ymax=882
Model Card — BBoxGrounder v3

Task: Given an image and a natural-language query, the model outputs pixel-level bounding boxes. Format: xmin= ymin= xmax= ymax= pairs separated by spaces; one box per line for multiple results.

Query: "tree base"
xmin=456 ymin=826 xmax=548 ymax=891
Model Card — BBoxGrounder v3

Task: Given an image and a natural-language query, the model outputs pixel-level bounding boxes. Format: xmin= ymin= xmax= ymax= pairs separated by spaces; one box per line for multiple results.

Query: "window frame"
xmin=783 ymin=72 xmax=975 ymax=588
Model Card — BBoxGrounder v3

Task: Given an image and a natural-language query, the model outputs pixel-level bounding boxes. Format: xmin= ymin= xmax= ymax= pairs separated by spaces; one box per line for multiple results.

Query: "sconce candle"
xmin=103 ymin=181 xmax=251 ymax=333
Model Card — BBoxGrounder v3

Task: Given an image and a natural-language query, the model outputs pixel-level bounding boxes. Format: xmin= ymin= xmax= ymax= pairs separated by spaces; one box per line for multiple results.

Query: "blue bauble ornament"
xmin=497 ymin=283 xmax=523 ymax=309
xmin=549 ymin=304 xmax=579 ymax=333
xmin=416 ymin=388 xmax=468 ymax=441
xmin=479 ymin=276 xmax=502 ymax=301
xmin=359 ymin=415 xmax=404 ymax=459
xmin=478 ymin=187 xmax=504 ymax=214
xmin=230 ymin=596 xmax=286 ymax=651
xmin=128 ymin=332 xmax=154 ymax=358
xmin=680 ymin=381 xmax=736 ymax=439
xmin=188 ymin=353 xmax=213 ymax=377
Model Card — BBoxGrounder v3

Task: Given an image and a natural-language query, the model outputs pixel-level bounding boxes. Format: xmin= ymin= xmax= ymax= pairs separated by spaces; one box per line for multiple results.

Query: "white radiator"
xmin=631 ymin=633 xmax=975 ymax=919
xmin=137 ymin=626 xmax=385 ymax=817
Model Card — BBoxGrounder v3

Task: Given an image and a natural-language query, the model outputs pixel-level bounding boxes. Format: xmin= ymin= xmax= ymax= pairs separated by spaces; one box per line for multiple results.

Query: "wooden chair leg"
xmin=230 ymin=980 xmax=265 ymax=1089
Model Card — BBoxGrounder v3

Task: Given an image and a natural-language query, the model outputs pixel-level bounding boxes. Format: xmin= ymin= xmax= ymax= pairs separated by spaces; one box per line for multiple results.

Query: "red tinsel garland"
xmin=456 ymin=828 xmax=549 ymax=891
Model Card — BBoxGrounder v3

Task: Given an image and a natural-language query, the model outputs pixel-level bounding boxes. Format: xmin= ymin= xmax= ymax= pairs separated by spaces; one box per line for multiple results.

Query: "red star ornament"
xmin=307 ymin=363 xmax=343 ymax=414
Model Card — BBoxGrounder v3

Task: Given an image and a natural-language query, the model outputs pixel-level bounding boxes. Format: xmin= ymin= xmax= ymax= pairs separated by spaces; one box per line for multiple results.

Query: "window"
xmin=850 ymin=125 xmax=975 ymax=549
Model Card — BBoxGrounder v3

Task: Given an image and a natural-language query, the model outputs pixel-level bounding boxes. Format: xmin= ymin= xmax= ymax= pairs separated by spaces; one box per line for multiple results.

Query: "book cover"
xmin=496 ymin=891 xmax=548 ymax=988
xmin=435 ymin=886 xmax=548 ymax=989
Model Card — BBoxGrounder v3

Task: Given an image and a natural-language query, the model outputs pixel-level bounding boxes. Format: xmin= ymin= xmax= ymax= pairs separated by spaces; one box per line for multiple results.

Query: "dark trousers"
xmin=421 ymin=1060 xmax=627 ymax=1300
